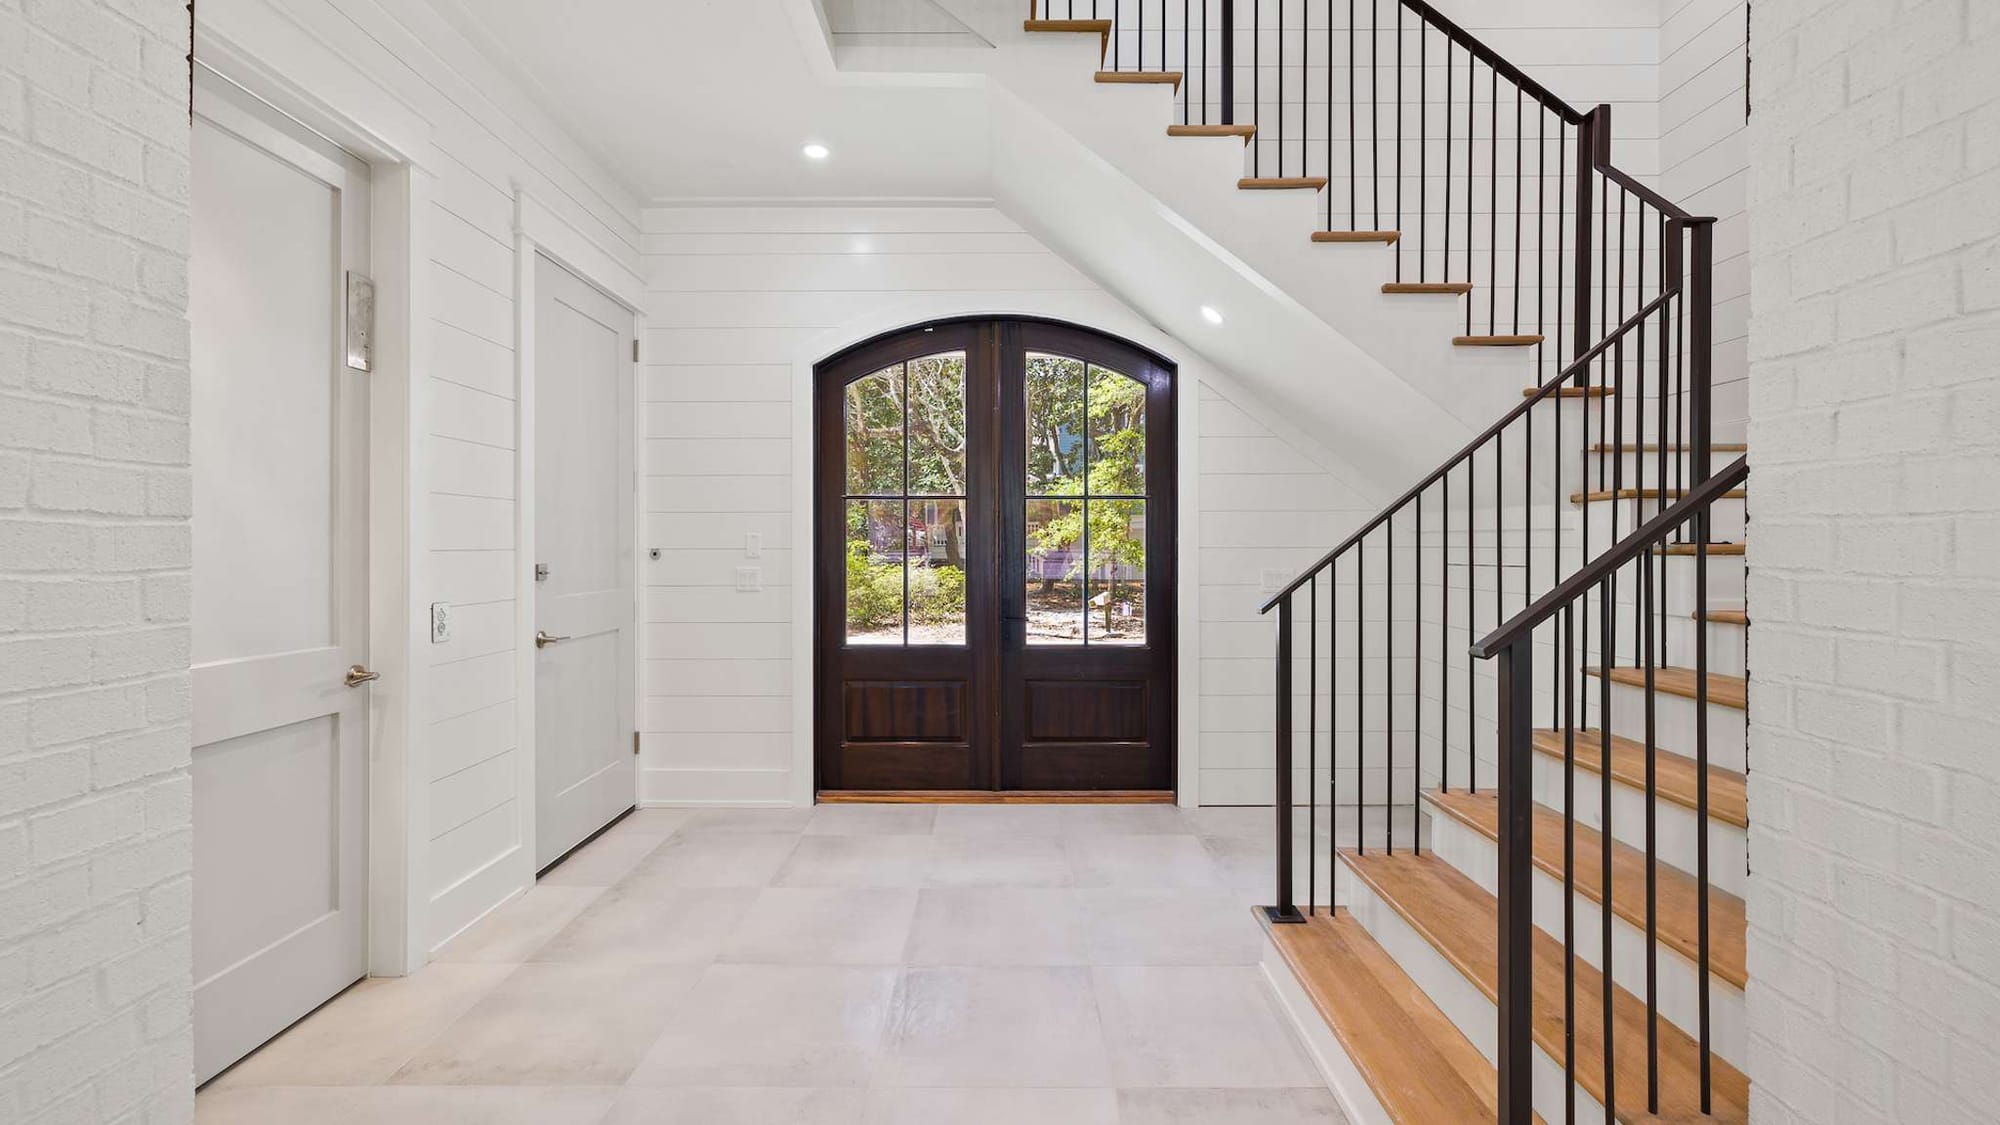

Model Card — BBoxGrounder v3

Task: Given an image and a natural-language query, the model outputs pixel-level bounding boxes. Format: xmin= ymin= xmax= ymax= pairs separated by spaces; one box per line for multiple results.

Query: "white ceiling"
xmin=430 ymin=0 xmax=992 ymax=202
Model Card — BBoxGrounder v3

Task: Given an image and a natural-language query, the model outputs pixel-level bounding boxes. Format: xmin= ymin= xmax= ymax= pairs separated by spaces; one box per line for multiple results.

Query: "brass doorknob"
xmin=535 ymin=631 xmax=570 ymax=649
xmin=344 ymin=664 xmax=380 ymax=687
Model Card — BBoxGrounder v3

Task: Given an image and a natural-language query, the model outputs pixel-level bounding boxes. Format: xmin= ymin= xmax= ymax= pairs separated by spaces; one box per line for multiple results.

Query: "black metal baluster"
xmin=1514 ymin=86 xmax=1523 ymax=338
xmin=1466 ymin=53 xmax=1475 ymax=336
xmin=1563 ymin=603 xmax=1577 ymax=1123
xmin=1418 ymin=20 xmax=1427 ymax=281
xmin=1489 ymin=63 xmax=1498 ymax=338
xmin=1441 ymin=469 xmax=1450 ymax=791
xmin=1370 ymin=0 xmax=1380 ymax=230
xmin=1348 ymin=0 xmax=1356 ymax=228
xmin=1599 ymin=577 xmax=1616 ymax=1118
xmin=1220 ymin=0 xmax=1234 ymax=125
xmin=1252 ymin=0 xmax=1260 ymax=173
xmin=1643 ymin=510 xmax=1660 ymax=1115
xmin=1309 ymin=571 xmax=1318 ymax=915
xmin=1395 ymin=1 xmax=1403 ymax=280
xmin=1386 ymin=510 xmax=1395 ymax=853
xmin=1443 ymin=37 xmax=1452 ymax=279
xmin=1355 ymin=542 xmax=1365 ymax=852
xmin=1330 ymin=554 xmax=1340 ymax=908
xmin=1274 ymin=0 xmax=1282 ymax=177
xmin=1466 ymin=450 xmax=1475 ymax=792
xmin=1415 ymin=491 xmax=1423 ymax=852
xmin=1268 ymin=592 xmax=1303 ymax=924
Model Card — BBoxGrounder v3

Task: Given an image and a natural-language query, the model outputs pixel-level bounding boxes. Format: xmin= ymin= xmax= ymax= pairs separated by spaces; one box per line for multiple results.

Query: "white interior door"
xmin=533 ymin=253 xmax=637 ymax=870
xmin=189 ymin=76 xmax=372 ymax=1084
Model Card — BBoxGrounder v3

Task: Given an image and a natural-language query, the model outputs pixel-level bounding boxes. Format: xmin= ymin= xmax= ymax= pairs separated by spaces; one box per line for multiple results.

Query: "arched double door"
xmin=814 ymin=319 xmax=1177 ymax=794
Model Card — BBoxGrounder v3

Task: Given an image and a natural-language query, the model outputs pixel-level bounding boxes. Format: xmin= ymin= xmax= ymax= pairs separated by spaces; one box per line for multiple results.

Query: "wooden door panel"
xmin=844 ymin=681 xmax=968 ymax=742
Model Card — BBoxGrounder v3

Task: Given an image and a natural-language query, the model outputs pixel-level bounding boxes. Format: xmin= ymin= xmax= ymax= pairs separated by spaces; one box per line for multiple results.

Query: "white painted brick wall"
xmin=1748 ymin=1 xmax=2000 ymax=1121
xmin=0 ymin=1 xmax=195 ymax=1122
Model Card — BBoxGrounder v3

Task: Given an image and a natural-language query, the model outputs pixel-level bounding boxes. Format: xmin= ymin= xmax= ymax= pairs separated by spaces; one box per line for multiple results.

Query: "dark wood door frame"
xmin=813 ymin=316 xmax=1178 ymax=798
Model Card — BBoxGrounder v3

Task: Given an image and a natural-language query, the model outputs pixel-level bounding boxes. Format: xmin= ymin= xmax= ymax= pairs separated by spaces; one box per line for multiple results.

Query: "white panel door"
xmin=533 ymin=254 xmax=637 ymax=870
xmin=189 ymin=76 xmax=371 ymax=1084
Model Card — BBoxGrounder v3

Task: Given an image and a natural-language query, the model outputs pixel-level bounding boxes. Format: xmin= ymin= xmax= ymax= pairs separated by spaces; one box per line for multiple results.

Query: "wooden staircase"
xmin=1025 ymin=2 xmax=1747 ymax=1121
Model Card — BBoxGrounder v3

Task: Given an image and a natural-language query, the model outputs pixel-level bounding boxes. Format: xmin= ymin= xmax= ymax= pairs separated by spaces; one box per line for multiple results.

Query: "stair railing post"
xmin=1495 ymin=634 xmax=1536 ymax=1123
xmin=1688 ymin=216 xmax=1715 ymax=488
xmin=1219 ymin=0 xmax=1236 ymax=125
xmin=1266 ymin=591 xmax=1305 ymax=924
xmin=1570 ymin=108 xmax=1597 ymax=373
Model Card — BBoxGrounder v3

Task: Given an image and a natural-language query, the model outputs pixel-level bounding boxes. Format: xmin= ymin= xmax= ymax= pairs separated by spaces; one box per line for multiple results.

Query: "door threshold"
xmin=817 ymin=790 xmax=1176 ymax=805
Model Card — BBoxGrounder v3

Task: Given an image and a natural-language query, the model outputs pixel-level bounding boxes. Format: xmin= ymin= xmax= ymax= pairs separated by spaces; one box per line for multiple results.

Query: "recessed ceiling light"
xmin=802 ymin=142 xmax=831 ymax=161
xmin=1200 ymin=305 xmax=1224 ymax=325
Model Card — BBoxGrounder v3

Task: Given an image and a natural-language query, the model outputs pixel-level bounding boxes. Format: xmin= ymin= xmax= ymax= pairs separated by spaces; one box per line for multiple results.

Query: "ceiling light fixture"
xmin=801 ymin=142 xmax=831 ymax=161
xmin=1200 ymin=306 xmax=1224 ymax=325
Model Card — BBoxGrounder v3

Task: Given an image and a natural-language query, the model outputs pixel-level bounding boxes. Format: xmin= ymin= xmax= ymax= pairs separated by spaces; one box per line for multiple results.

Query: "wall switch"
xmin=430 ymin=602 xmax=452 ymax=643
xmin=735 ymin=566 xmax=762 ymax=593
xmin=744 ymin=532 xmax=763 ymax=559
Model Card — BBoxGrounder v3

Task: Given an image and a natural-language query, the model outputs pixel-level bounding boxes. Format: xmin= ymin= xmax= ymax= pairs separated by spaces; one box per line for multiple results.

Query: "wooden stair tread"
xmin=1424 ymin=790 xmax=1748 ymax=988
xmin=1457 ymin=334 xmax=1545 ymax=347
xmin=1023 ymin=18 xmax=1112 ymax=33
xmin=1590 ymin=443 xmax=1749 ymax=454
xmin=1096 ymin=70 xmax=1182 ymax=89
xmin=1570 ymin=487 xmax=1748 ymax=504
xmin=1241 ymin=176 xmax=1328 ymax=190
xmin=1384 ymin=281 xmax=1474 ymax=295
xmin=1313 ymin=230 xmax=1401 ymax=243
xmin=1590 ymin=666 xmax=1748 ymax=711
xmin=1530 ymin=728 xmax=1749 ymax=829
xmin=1262 ymin=909 xmax=1530 ymax=1122
xmin=1167 ymin=123 xmax=1255 ymax=140
xmin=1528 ymin=385 xmax=1615 ymax=398
xmin=1655 ymin=542 xmax=1745 ymax=557
xmin=1342 ymin=850 xmax=1751 ymax=1123
xmin=1701 ymin=609 xmax=1749 ymax=627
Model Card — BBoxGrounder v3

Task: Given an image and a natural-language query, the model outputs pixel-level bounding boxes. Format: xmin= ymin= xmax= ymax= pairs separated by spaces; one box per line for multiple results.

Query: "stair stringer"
xmin=984 ymin=73 xmax=1474 ymax=486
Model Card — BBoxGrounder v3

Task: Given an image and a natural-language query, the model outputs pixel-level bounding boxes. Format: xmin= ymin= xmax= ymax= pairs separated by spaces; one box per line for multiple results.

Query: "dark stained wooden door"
xmin=815 ymin=319 xmax=1175 ymax=794
xmin=999 ymin=322 xmax=1176 ymax=790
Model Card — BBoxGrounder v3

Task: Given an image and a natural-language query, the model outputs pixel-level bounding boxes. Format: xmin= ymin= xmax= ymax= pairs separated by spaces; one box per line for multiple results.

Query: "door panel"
xmin=533 ymin=254 xmax=637 ymax=869
xmin=190 ymin=76 xmax=371 ymax=1083
xmin=816 ymin=320 xmax=1174 ymax=795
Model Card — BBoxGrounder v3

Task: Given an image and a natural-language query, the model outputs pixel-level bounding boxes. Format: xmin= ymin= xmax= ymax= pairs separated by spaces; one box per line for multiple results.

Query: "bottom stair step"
xmin=1261 ymin=908 xmax=1531 ymax=1122
xmin=1341 ymin=849 xmax=1750 ymax=1123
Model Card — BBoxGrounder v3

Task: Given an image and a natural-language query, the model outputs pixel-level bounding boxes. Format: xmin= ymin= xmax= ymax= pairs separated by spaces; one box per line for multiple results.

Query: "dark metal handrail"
xmin=1258 ymin=285 xmax=1687 ymax=615
xmin=1472 ymin=456 xmax=1750 ymax=658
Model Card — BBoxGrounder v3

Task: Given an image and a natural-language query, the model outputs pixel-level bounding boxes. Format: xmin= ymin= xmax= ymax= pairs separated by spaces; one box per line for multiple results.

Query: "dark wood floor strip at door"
xmin=816 ymin=789 xmax=1176 ymax=804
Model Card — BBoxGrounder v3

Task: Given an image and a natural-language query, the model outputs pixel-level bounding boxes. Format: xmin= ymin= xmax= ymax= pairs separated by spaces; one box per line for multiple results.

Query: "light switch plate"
xmin=430 ymin=601 xmax=452 ymax=644
xmin=744 ymin=532 xmax=763 ymax=559
xmin=735 ymin=566 xmax=762 ymax=593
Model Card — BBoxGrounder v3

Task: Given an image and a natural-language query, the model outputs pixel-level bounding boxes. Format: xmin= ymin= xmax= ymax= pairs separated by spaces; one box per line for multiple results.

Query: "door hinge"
xmin=632 ymin=339 xmax=640 ymax=363
xmin=633 ymin=731 xmax=641 ymax=756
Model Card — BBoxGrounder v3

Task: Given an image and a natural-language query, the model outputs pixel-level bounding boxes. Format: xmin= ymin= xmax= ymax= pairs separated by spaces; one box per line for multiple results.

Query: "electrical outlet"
xmin=735 ymin=566 xmax=762 ymax=593
xmin=430 ymin=602 xmax=452 ymax=644
xmin=744 ymin=532 xmax=763 ymax=559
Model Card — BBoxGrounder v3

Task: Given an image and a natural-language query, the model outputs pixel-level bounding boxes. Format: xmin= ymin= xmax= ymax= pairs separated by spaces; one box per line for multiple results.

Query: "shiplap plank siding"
xmin=638 ymin=205 xmax=1380 ymax=806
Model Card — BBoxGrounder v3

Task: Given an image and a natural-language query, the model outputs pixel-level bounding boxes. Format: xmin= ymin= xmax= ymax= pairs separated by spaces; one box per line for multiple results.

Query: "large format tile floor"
xmin=195 ymin=804 xmax=1345 ymax=1125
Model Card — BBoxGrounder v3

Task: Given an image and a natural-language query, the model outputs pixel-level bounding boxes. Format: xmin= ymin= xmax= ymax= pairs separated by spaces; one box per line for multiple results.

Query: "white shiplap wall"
xmin=1660 ymin=0 xmax=1750 ymax=440
xmin=201 ymin=0 xmax=643 ymax=951
xmin=637 ymin=204 xmax=1380 ymax=806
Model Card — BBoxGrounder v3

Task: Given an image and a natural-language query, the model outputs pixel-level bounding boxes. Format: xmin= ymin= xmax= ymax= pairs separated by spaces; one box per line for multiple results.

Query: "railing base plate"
xmin=1262 ymin=905 xmax=1308 ymax=925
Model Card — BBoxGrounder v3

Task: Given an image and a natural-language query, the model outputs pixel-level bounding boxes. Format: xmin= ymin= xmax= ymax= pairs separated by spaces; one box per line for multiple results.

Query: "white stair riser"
xmin=1575 ymin=502 xmax=1748 ymax=554
xmin=1337 ymin=862 xmax=1614 ymax=1125
xmin=1426 ymin=809 xmax=1749 ymax=1070
xmin=1589 ymin=451 xmax=1745 ymax=492
xmin=1583 ymin=604 xmax=1748 ymax=678
xmin=1259 ymin=943 xmax=1395 ymax=1125
xmin=1605 ymin=678 xmax=1747 ymax=774
xmin=1530 ymin=751 xmax=1749 ymax=900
